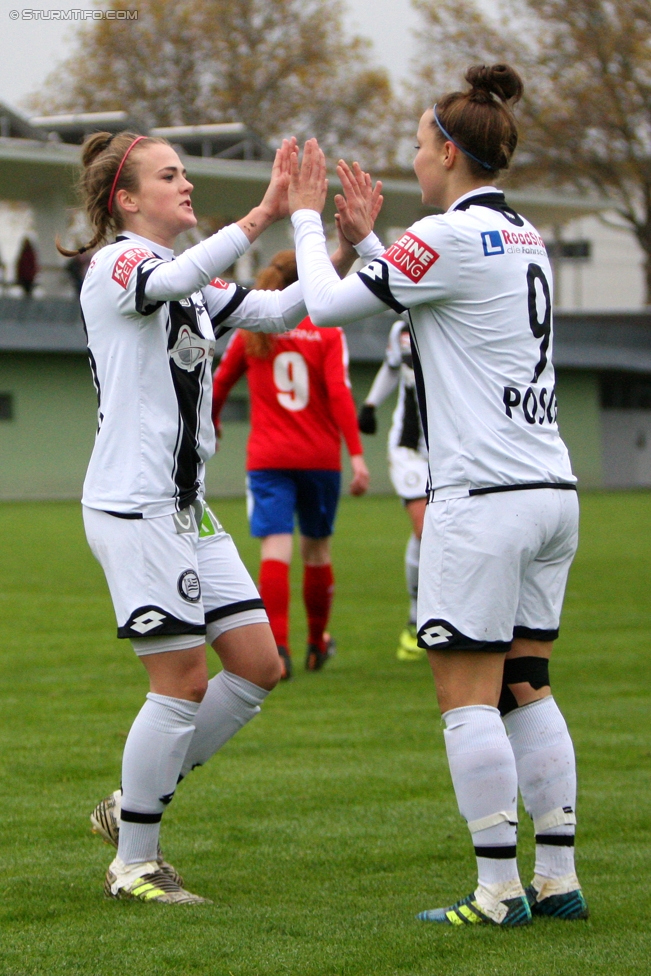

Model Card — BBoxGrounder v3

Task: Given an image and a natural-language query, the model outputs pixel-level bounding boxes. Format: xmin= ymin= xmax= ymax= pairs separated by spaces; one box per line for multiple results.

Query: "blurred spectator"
xmin=16 ymin=238 xmax=38 ymax=296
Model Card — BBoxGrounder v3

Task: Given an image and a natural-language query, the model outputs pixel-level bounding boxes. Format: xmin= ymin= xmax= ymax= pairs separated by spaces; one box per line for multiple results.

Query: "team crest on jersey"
xmin=208 ymin=276 xmax=230 ymax=290
xmin=383 ymin=232 xmax=439 ymax=282
xmin=169 ymin=324 xmax=215 ymax=371
xmin=111 ymin=247 xmax=155 ymax=288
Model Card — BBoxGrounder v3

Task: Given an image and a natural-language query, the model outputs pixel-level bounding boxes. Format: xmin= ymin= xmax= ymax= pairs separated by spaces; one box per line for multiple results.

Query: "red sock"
xmin=259 ymin=559 xmax=290 ymax=650
xmin=303 ymin=564 xmax=335 ymax=652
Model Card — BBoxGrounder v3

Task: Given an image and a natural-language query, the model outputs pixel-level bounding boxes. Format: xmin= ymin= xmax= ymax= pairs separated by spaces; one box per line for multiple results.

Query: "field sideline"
xmin=0 ymin=493 xmax=649 ymax=976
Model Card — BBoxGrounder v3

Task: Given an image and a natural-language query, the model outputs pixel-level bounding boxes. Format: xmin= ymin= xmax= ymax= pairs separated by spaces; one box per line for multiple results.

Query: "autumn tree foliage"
xmin=411 ymin=0 xmax=651 ymax=301
xmin=31 ymin=0 xmax=397 ymax=168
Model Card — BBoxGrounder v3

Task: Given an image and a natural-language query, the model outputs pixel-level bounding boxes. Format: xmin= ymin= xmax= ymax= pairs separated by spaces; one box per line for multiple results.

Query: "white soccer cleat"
xmin=91 ymin=789 xmax=184 ymax=886
xmin=104 ymin=856 xmax=210 ymax=905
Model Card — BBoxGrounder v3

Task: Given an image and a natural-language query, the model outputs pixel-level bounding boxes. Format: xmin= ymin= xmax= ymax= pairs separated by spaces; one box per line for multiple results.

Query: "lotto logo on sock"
xmin=382 ymin=232 xmax=439 ymax=282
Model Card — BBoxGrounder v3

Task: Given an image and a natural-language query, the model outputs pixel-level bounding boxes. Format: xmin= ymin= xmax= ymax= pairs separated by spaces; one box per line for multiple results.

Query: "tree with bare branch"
xmin=30 ymin=0 xmax=398 ymax=168
xmin=411 ymin=0 xmax=651 ymax=302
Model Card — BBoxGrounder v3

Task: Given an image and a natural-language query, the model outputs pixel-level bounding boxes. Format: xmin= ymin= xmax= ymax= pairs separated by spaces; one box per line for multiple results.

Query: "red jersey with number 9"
xmin=212 ymin=319 xmax=363 ymax=470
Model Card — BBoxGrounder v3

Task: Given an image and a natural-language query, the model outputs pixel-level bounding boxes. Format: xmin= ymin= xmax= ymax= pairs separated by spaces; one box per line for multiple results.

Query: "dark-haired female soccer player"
xmin=287 ymin=64 xmax=588 ymax=926
xmin=63 ymin=131 xmax=374 ymax=904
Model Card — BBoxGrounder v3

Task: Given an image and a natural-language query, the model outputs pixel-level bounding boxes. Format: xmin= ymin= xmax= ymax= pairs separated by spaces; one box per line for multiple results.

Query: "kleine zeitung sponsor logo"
xmin=382 ymin=232 xmax=440 ymax=283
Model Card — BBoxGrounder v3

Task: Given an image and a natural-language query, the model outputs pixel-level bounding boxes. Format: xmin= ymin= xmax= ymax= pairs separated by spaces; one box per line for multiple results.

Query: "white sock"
xmin=405 ymin=533 xmax=420 ymax=624
xmin=443 ymin=705 xmax=521 ymax=888
xmin=504 ymin=696 xmax=577 ymax=880
xmin=179 ymin=670 xmax=268 ymax=778
xmin=119 ymin=693 xmax=199 ymax=865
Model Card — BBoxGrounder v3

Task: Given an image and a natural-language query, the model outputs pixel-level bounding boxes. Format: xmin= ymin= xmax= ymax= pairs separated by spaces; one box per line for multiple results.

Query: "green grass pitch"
xmin=0 ymin=493 xmax=649 ymax=975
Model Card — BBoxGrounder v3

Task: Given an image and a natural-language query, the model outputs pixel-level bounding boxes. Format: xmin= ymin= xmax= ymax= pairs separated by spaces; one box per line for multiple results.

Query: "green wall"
xmin=0 ymin=354 xmax=605 ymax=500
xmin=0 ymin=353 xmax=97 ymax=500
xmin=555 ymin=370 xmax=604 ymax=489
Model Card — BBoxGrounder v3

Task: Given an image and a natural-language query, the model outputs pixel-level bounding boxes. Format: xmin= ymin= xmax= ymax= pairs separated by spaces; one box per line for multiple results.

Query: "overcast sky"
xmin=0 ymin=0 xmax=422 ymax=115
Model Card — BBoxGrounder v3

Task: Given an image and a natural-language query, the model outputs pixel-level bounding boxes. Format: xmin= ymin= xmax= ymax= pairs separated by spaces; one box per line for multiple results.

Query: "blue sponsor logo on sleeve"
xmin=481 ymin=230 xmax=505 ymax=256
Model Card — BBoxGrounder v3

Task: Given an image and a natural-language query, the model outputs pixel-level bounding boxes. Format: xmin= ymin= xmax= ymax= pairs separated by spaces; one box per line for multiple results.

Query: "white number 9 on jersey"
xmin=273 ymin=351 xmax=310 ymax=411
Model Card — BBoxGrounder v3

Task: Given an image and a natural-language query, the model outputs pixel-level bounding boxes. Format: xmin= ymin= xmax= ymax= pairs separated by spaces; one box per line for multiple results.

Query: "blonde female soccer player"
xmin=62 ymin=131 xmax=371 ymax=903
xmin=287 ymin=64 xmax=587 ymax=926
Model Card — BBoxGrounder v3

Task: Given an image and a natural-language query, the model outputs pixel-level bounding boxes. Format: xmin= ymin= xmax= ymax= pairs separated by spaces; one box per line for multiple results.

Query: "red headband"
xmin=107 ymin=136 xmax=147 ymax=216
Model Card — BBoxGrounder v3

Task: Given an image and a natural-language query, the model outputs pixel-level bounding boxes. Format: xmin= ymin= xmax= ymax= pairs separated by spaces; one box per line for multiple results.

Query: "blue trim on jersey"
xmin=248 ymin=469 xmax=341 ymax=539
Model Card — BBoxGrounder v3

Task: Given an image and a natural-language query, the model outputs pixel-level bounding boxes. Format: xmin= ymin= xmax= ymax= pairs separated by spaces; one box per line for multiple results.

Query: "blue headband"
xmin=432 ymin=104 xmax=495 ymax=172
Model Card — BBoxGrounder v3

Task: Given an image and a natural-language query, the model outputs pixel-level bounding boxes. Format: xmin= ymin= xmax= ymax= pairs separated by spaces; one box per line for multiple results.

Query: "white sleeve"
xmin=225 ymin=281 xmax=307 ymax=333
xmin=354 ymin=231 xmax=385 ymax=263
xmin=143 ymin=224 xmax=250 ymax=301
xmin=291 ymin=209 xmax=388 ymax=326
xmin=365 ymin=361 xmax=399 ymax=407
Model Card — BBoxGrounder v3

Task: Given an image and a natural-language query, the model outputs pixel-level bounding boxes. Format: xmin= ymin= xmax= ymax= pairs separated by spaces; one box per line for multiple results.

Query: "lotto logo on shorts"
xmin=208 ymin=277 xmax=230 ymax=290
xmin=382 ymin=233 xmax=439 ymax=282
xmin=178 ymin=569 xmax=201 ymax=603
xmin=111 ymin=247 xmax=155 ymax=288
xmin=419 ymin=622 xmax=453 ymax=647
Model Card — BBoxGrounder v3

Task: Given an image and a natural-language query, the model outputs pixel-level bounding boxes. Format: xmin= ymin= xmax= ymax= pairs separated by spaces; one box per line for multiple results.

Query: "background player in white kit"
xmin=287 ymin=64 xmax=588 ymax=926
xmin=358 ymin=317 xmax=428 ymax=660
xmin=62 ymin=130 xmax=376 ymax=904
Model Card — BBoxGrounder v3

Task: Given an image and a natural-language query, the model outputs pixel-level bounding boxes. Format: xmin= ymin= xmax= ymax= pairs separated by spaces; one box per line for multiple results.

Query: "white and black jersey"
xmin=292 ymin=190 xmax=576 ymax=496
xmin=81 ymin=230 xmax=305 ymax=518
xmin=355 ymin=188 xmax=575 ymax=495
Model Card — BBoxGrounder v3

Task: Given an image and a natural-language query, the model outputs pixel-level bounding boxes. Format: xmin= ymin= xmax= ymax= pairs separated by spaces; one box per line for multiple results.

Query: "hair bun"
xmin=465 ymin=64 xmax=523 ymax=104
xmin=81 ymin=131 xmax=116 ymax=168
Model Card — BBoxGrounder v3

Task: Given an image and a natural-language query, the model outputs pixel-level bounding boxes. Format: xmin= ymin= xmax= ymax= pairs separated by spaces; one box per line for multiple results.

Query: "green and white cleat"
xmin=525 ymin=873 xmax=589 ymax=920
xmin=105 ymin=856 xmax=209 ymax=905
xmin=418 ymin=882 xmax=532 ymax=927
xmin=91 ymin=790 xmax=184 ymax=887
xmin=396 ymin=624 xmax=426 ymax=661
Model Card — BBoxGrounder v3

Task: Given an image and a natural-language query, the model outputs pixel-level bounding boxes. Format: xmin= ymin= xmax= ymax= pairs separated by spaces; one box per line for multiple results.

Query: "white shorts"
xmin=83 ymin=503 xmax=268 ymax=655
xmin=417 ymin=488 xmax=579 ymax=651
xmin=388 ymin=445 xmax=429 ymax=501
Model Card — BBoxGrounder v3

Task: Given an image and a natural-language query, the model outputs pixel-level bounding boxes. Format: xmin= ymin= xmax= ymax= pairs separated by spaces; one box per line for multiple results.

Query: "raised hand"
xmin=258 ymin=137 xmax=297 ymax=222
xmin=334 ymin=160 xmax=383 ymax=245
xmin=288 ymin=138 xmax=328 ymax=215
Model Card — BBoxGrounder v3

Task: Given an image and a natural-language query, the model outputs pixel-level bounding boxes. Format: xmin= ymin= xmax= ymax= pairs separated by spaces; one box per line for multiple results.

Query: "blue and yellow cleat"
xmin=396 ymin=624 xmax=426 ymax=661
xmin=418 ymin=892 xmax=532 ymax=927
xmin=525 ymin=879 xmax=589 ymax=920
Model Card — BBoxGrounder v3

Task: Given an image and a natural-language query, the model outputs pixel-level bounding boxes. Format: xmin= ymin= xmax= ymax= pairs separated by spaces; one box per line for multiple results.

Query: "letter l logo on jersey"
xmin=482 ymin=231 xmax=505 ymax=256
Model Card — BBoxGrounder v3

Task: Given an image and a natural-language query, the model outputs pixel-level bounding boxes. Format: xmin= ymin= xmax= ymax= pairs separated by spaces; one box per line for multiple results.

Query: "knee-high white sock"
xmin=405 ymin=533 xmax=420 ymax=624
xmin=119 ymin=693 xmax=199 ymax=865
xmin=179 ymin=670 xmax=269 ymax=778
xmin=443 ymin=705 xmax=521 ymax=889
xmin=504 ymin=696 xmax=577 ymax=881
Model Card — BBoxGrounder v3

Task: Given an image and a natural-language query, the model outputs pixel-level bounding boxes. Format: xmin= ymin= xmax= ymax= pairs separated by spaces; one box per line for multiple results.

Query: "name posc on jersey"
xmin=503 ymin=384 xmax=558 ymax=425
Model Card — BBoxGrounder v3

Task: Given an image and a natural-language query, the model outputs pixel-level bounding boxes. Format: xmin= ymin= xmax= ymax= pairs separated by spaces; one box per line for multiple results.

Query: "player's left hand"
xmin=334 ymin=160 xmax=383 ymax=245
xmin=288 ymin=139 xmax=328 ymax=215
xmin=349 ymin=454 xmax=370 ymax=496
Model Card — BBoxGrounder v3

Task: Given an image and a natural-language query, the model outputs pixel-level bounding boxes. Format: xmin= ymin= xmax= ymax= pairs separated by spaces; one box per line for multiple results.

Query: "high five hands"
xmin=288 ymin=138 xmax=383 ymax=244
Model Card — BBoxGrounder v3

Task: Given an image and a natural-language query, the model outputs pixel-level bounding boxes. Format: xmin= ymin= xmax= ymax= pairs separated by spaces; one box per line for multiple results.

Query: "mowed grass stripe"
xmin=0 ymin=494 xmax=649 ymax=975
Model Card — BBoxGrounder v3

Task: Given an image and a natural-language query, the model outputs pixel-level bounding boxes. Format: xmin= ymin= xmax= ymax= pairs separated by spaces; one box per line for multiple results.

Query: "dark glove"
xmin=357 ymin=403 xmax=377 ymax=434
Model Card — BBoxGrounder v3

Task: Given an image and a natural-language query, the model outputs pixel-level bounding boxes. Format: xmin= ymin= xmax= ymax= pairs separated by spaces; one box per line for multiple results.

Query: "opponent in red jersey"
xmin=213 ymin=251 xmax=370 ymax=678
